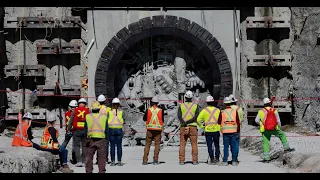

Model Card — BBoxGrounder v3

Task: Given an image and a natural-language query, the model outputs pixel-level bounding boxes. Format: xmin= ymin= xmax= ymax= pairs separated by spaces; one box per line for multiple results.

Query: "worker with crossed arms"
xmin=178 ymin=90 xmax=200 ymax=165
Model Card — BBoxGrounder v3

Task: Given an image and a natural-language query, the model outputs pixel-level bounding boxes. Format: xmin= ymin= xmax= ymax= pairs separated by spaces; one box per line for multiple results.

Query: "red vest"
xmin=72 ymin=107 xmax=89 ymax=131
xmin=65 ymin=111 xmax=72 ymax=132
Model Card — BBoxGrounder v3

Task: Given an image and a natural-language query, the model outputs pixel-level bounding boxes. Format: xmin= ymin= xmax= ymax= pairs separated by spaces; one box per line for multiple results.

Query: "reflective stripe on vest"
xmin=181 ymin=103 xmax=195 ymax=121
xmin=108 ymin=110 xmax=124 ymax=128
xmin=221 ymin=108 xmax=238 ymax=133
xmin=204 ymin=107 xmax=218 ymax=125
xmin=14 ymin=123 xmax=28 ymax=141
xmin=146 ymin=107 xmax=163 ymax=131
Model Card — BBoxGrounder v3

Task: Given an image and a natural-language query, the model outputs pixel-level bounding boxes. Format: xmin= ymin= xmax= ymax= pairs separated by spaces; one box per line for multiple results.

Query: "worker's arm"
xmin=143 ymin=110 xmax=148 ymax=122
xmin=218 ymin=112 xmax=222 ymax=125
xmin=238 ymin=107 xmax=244 ymax=123
xmin=105 ymin=117 xmax=109 ymax=138
xmin=255 ymin=111 xmax=261 ymax=125
xmin=161 ymin=107 xmax=165 ymax=124
xmin=27 ymin=126 xmax=33 ymax=140
xmin=186 ymin=105 xmax=200 ymax=124
xmin=84 ymin=121 xmax=88 ymax=137
xmin=275 ymin=110 xmax=281 ymax=127
xmin=177 ymin=106 xmax=185 ymax=124
xmin=236 ymin=111 xmax=240 ymax=133
xmin=48 ymin=127 xmax=58 ymax=143
xmin=122 ymin=110 xmax=126 ymax=124
xmin=196 ymin=110 xmax=205 ymax=129
xmin=67 ymin=110 xmax=75 ymax=132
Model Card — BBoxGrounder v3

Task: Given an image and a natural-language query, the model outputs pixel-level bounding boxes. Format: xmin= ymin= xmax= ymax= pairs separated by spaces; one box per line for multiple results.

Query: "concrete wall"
xmin=86 ymin=10 xmax=240 ymax=105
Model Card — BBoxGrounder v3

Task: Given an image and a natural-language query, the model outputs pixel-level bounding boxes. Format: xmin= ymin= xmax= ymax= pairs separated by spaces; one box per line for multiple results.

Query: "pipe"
xmin=83 ymin=38 xmax=95 ymax=58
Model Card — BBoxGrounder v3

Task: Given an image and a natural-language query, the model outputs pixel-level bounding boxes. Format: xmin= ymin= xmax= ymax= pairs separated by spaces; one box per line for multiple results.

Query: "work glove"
xmin=66 ymin=131 xmax=73 ymax=137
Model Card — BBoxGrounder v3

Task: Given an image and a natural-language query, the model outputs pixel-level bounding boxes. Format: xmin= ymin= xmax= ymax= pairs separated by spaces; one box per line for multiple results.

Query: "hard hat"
xmin=184 ymin=90 xmax=193 ymax=99
xmin=91 ymin=101 xmax=102 ymax=110
xmin=78 ymin=98 xmax=87 ymax=104
xmin=229 ymin=94 xmax=238 ymax=102
xmin=47 ymin=113 xmax=56 ymax=122
xmin=151 ymin=96 xmax=159 ymax=103
xmin=97 ymin=94 xmax=106 ymax=102
xmin=22 ymin=112 xmax=32 ymax=120
xmin=206 ymin=96 xmax=214 ymax=102
xmin=112 ymin=98 xmax=120 ymax=104
xmin=223 ymin=97 xmax=232 ymax=104
xmin=263 ymin=97 xmax=271 ymax=104
xmin=69 ymin=100 xmax=78 ymax=107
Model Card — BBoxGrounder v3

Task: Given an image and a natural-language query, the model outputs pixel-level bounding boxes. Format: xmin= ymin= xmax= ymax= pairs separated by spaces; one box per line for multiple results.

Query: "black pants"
xmin=205 ymin=131 xmax=220 ymax=160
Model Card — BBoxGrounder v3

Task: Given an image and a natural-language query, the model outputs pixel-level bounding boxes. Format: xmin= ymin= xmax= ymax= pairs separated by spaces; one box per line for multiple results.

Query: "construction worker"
xmin=229 ymin=94 xmax=244 ymax=125
xmin=12 ymin=112 xmax=33 ymax=147
xmin=67 ymin=98 xmax=90 ymax=167
xmin=255 ymin=97 xmax=295 ymax=163
xmin=142 ymin=96 xmax=164 ymax=165
xmin=218 ymin=97 xmax=241 ymax=166
xmin=32 ymin=113 xmax=73 ymax=173
xmin=178 ymin=90 xmax=200 ymax=165
xmin=197 ymin=96 xmax=221 ymax=165
xmin=61 ymin=100 xmax=78 ymax=164
xmin=107 ymin=98 xmax=125 ymax=166
xmin=96 ymin=94 xmax=111 ymax=164
xmin=84 ymin=101 xmax=108 ymax=173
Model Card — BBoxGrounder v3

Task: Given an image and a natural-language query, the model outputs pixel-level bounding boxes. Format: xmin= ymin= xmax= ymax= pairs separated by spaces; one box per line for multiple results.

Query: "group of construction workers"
xmin=10 ymin=90 xmax=295 ymax=173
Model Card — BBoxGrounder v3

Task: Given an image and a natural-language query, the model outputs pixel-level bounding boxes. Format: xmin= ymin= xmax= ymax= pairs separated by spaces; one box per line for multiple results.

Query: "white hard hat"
xmin=47 ymin=113 xmax=56 ymax=122
xmin=229 ymin=94 xmax=238 ymax=102
xmin=223 ymin=97 xmax=232 ymax=104
xmin=112 ymin=98 xmax=120 ymax=104
xmin=206 ymin=96 xmax=214 ymax=102
xmin=97 ymin=94 xmax=106 ymax=102
xmin=78 ymin=98 xmax=87 ymax=104
xmin=151 ymin=96 xmax=159 ymax=103
xmin=69 ymin=100 xmax=78 ymax=107
xmin=22 ymin=112 xmax=32 ymax=120
xmin=263 ymin=97 xmax=271 ymax=104
xmin=185 ymin=90 xmax=193 ymax=99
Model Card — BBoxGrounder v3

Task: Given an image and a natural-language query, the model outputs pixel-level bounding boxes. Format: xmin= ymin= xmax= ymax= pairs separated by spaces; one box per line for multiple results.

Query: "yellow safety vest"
xmin=257 ymin=107 xmax=280 ymax=133
xmin=108 ymin=109 xmax=124 ymax=129
xmin=197 ymin=106 xmax=221 ymax=132
xmin=99 ymin=105 xmax=111 ymax=115
xmin=231 ymin=105 xmax=244 ymax=124
xmin=86 ymin=113 xmax=107 ymax=138
xmin=180 ymin=102 xmax=198 ymax=127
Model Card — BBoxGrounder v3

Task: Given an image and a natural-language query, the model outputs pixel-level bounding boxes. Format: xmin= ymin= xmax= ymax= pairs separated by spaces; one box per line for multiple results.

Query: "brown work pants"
xmin=143 ymin=130 xmax=162 ymax=163
xmin=85 ymin=138 xmax=107 ymax=173
xmin=179 ymin=126 xmax=198 ymax=162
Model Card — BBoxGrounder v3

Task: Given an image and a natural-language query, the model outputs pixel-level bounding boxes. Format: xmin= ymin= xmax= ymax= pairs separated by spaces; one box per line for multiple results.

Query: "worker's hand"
xmin=66 ymin=131 xmax=73 ymax=137
xmin=201 ymin=132 xmax=205 ymax=136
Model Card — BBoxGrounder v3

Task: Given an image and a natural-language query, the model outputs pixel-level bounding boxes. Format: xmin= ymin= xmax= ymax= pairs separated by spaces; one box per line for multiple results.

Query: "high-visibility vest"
xmin=86 ymin=113 xmax=107 ymax=138
xmin=107 ymin=109 xmax=124 ymax=129
xmin=73 ymin=107 xmax=90 ymax=130
xmin=65 ymin=110 xmax=72 ymax=132
xmin=146 ymin=106 xmax=163 ymax=131
xmin=99 ymin=105 xmax=111 ymax=115
xmin=221 ymin=108 xmax=238 ymax=133
xmin=180 ymin=102 xmax=198 ymax=127
xmin=231 ymin=105 xmax=244 ymax=124
xmin=199 ymin=106 xmax=221 ymax=132
xmin=257 ymin=107 xmax=280 ymax=133
xmin=40 ymin=125 xmax=59 ymax=150
xmin=11 ymin=122 xmax=33 ymax=147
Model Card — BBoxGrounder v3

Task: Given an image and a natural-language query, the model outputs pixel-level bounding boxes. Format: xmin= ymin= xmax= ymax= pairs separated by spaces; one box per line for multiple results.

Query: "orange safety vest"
xmin=65 ymin=111 xmax=72 ymax=132
xmin=146 ymin=106 xmax=163 ymax=131
xmin=73 ymin=107 xmax=90 ymax=130
xmin=40 ymin=125 xmax=59 ymax=150
xmin=12 ymin=122 xmax=33 ymax=147
xmin=221 ymin=107 xmax=238 ymax=134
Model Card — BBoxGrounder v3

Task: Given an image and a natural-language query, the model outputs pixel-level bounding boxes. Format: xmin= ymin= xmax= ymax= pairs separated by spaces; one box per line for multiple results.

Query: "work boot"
xmin=75 ymin=162 xmax=83 ymax=167
xmin=219 ymin=162 xmax=228 ymax=166
xmin=212 ymin=159 xmax=219 ymax=165
xmin=179 ymin=162 xmax=185 ymax=165
xmin=59 ymin=165 xmax=74 ymax=173
xmin=142 ymin=162 xmax=148 ymax=165
xmin=118 ymin=161 xmax=124 ymax=166
xmin=110 ymin=161 xmax=116 ymax=166
xmin=232 ymin=161 xmax=239 ymax=166
xmin=192 ymin=161 xmax=199 ymax=165
xmin=284 ymin=148 xmax=295 ymax=153
xmin=153 ymin=160 xmax=160 ymax=165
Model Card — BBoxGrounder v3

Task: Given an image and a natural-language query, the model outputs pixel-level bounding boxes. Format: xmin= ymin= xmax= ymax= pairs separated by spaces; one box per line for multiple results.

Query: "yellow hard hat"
xmin=91 ymin=101 xmax=101 ymax=110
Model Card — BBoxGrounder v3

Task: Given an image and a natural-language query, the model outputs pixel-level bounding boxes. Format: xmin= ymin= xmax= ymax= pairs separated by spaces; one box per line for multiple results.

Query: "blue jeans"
xmin=32 ymin=143 xmax=68 ymax=165
xmin=205 ymin=131 xmax=220 ymax=160
xmin=222 ymin=133 xmax=240 ymax=163
xmin=109 ymin=128 xmax=123 ymax=162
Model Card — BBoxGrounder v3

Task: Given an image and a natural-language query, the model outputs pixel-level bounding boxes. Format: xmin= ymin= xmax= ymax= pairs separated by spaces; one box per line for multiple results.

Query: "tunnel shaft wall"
xmin=87 ymin=10 xmax=241 ymax=105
